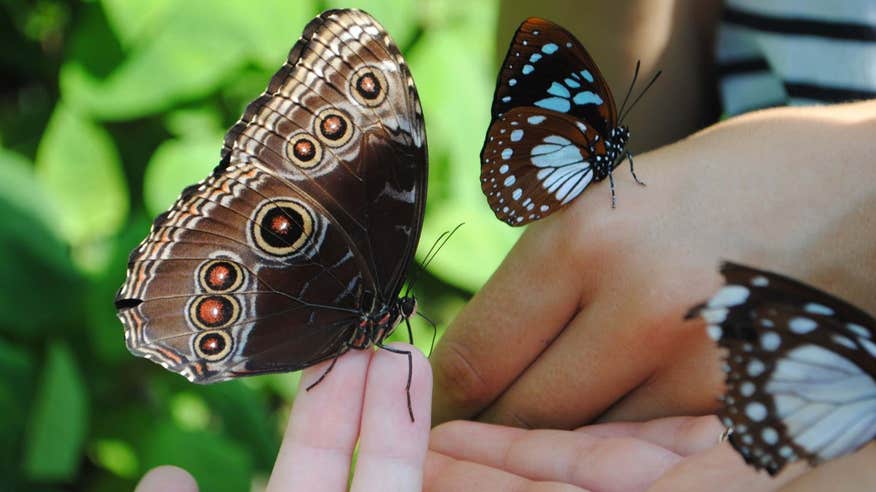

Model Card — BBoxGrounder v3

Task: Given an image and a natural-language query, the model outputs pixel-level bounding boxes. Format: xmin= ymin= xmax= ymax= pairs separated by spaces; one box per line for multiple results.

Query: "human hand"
xmin=424 ymin=415 xmax=810 ymax=492
xmin=135 ymin=343 xmax=432 ymax=491
xmin=431 ymin=101 xmax=876 ymax=428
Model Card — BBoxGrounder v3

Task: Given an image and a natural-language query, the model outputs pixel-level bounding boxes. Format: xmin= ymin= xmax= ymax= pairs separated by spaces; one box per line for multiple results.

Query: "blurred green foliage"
xmin=0 ymin=0 xmax=519 ymax=490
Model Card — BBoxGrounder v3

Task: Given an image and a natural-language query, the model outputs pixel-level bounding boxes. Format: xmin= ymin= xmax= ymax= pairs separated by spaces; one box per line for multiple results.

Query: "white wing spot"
xmin=708 ymin=285 xmax=749 ymax=308
xmin=746 ymin=402 xmax=767 ymax=421
xmin=762 ymin=427 xmax=778 ymax=445
xmin=760 ymin=332 xmax=781 ymax=351
xmin=789 ymin=316 xmax=817 ymax=334
xmin=706 ymin=324 xmax=723 ymax=340
xmin=703 ymin=307 xmax=728 ymax=324
xmin=747 ymin=359 xmax=765 ymax=377
xmin=751 ymin=275 xmax=769 ymax=287
xmin=804 ymin=303 xmax=834 ymax=316
xmin=847 ymin=323 xmax=870 ymax=338
xmin=740 ymin=381 xmax=755 ymax=397
xmin=831 ymin=334 xmax=857 ymax=349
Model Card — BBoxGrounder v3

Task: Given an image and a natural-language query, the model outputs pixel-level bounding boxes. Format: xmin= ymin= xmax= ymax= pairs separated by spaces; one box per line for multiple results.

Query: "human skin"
xmin=431 ymin=99 xmax=876 ymax=429
xmin=135 ymin=344 xmax=433 ymax=492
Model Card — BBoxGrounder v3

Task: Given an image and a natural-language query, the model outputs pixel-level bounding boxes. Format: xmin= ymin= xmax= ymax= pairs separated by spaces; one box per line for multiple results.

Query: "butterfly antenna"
xmin=402 ymin=232 xmax=448 ymax=299
xmin=415 ymin=310 xmax=438 ymax=357
xmin=402 ymin=223 xmax=465 ymax=298
xmin=619 ymin=69 xmax=662 ymax=123
xmin=616 ymin=59 xmax=641 ymax=121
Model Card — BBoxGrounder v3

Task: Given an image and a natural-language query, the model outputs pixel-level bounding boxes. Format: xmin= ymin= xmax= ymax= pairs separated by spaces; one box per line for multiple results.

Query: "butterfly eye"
xmin=250 ymin=199 xmax=315 ymax=257
xmin=285 ymin=133 xmax=323 ymax=168
xmin=314 ymin=109 xmax=353 ymax=147
xmin=350 ymin=65 xmax=388 ymax=107
xmin=194 ymin=330 xmax=233 ymax=362
xmin=198 ymin=259 xmax=244 ymax=293
xmin=189 ymin=294 xmax=240 ymax=330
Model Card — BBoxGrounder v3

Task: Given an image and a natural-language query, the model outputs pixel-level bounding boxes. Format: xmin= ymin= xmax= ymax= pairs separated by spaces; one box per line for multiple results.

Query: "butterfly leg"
xmin=608 ymin=168 xmax=617 ymax=208
xmin=404 ymin=315 xmax=414 ymax=346
xmin=305 ymin=343 xmax=349 ymax=392
xmin=627 ymin=151 xmax=646 ymax=186
xmin=376 ymin=343 xmax=415 ymax=422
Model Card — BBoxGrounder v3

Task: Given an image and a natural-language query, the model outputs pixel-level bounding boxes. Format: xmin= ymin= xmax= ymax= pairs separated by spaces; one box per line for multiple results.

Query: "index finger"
xmin=430 ymin=215 xmax=589 ymax=425
xmin=352 ymin=343 xmax=432 ymax=491
xmin=266 ymin=350 xmax=371 ymax=492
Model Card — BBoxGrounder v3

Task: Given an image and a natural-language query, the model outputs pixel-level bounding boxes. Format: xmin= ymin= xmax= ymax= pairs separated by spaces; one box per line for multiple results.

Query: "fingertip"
xmin=370 ymin=342 xmax=433 ymax=426
xmin=135 ymin=466 xmax=198 ymax=492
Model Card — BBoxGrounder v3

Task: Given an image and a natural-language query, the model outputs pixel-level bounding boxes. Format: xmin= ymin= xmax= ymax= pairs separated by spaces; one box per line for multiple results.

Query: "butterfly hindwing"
xmin=116 ymin=9 xmax=427 ymax=383
xmin=491 ymin=17 xmax=617 ymax=136
xmin=690 ymin=262 xmax=876 ymax=475
xmin=481 ymin=107 xmax=612 ymax=225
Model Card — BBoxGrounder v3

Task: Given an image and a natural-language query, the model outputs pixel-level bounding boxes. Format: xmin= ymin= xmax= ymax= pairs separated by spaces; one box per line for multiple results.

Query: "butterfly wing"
xmin=689 ymin=262 xmax=876 ymax=475
xmin=115 ymin=9 xmax=427 ymax=383
xmin=481 ymin=107 xmax=612 ymax=225
xmin=490 ymin=17 xmax=618 ymax=135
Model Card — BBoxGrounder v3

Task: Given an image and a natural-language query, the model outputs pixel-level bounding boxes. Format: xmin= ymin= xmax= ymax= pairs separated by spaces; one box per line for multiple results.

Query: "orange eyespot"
xmin=193 ymin=330 xmax=233 ymax=361
xmin=198 ymin=260 xmax=244 ymax=293
xmin=286 ymin=133 xmax=323 ymax=168
xmin=314 ymin=109 xmax=353 ymax=147
xmin=350 ymin=65 xmax=388 ymax=107
xmin=250 ymin=199 xmax=314 ymax=257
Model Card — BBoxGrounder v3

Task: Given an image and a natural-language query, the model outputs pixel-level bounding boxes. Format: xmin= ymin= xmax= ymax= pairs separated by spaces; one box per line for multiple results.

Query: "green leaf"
xmin=0 ymin=149 xmax=83 ymax=338
xmin=24 ymin=341 xmax=89 ymax=482
xmin=91 ymin=439 xmax=139 ymax=479
xmin=69 ymin=1 xmax=320 ymax=119
xmin=61 ymin=2 xmax=251 ymax=120
xmin=0 ymin=340 xmax=36 ymax=483
xmin=227 ymin=0 xmax=315 ymax=69
xmin=139 ymin=422 xmax=252 ymax=492
xmin=201 ymin=382 xmax=279 ymax=470
xmin=100 ymin=0 xmax=175 ymax=48
xmin=143 ymin=135 xmax=223 ymax=216
xmin=0 ymin=148 xmax=60 ymax=234
xmin=407 ymin=1 xmax=515 ymax=291
xmin=35 ymin=103 xmax=128 ymax=246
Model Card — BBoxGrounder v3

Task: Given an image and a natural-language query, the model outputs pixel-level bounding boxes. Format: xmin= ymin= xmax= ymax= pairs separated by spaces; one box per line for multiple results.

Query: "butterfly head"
xmin=609 ymin=125 xmax=630 ymax=149
xmin=399 ymin=296 xmax=417 ymax=320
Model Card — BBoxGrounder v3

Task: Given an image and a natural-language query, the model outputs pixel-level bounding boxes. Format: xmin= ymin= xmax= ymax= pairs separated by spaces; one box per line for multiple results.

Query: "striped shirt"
xmin=716 ymin=0 xmax=876 ymax=116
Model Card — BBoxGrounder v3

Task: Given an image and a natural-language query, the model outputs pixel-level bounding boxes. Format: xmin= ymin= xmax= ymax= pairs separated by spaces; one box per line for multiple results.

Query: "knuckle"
xmin=432 ymin=339 xmax=491 ymax=408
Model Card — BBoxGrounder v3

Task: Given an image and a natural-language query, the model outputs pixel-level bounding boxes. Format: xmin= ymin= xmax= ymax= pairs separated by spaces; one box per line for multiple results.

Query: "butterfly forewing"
xmin=491 ymin=17 xmax=617 ymax=135
xmin=116 ymin=9 xmax=427 ymax=383
xmin=689 ymin=262 xmax=876 ymax=475
xmin=481 ymin=107 xmax=609 ymax=225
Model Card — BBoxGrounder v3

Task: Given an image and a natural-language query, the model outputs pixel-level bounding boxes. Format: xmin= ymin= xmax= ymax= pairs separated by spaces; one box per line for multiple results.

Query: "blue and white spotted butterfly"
xmin=480 ymin=17 xmax=659 ymax=226
xmin=688 ymin=262 xmax=876 ymax=475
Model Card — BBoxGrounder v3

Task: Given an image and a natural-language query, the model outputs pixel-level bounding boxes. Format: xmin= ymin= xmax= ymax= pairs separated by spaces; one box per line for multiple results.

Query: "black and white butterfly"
xmin=687 ymin=262 xmax=876 ymax=475
xmin=479 ymin=17 xmax=659 ymax=226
